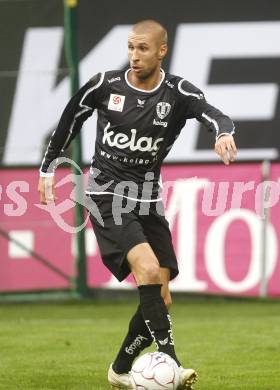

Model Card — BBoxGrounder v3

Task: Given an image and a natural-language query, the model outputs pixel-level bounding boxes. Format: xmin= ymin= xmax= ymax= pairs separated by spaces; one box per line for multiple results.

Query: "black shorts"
xmin=85 ymin=194 xmax=179 ymax=282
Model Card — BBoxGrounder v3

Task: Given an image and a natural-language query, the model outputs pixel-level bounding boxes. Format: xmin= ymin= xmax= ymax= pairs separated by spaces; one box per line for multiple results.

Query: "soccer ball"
xmin=131 ymin=352 xmax=180 ymax=390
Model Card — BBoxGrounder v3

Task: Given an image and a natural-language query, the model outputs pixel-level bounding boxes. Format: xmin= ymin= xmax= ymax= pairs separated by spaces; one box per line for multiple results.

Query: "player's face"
xmin=128 ymin=32 xmax=167 ymax=80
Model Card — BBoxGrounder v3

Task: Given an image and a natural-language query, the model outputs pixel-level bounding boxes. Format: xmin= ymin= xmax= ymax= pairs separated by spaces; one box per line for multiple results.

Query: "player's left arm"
xmin=191 ymin=99 xmax=237 ymax=165
xmin=196 ymin=99 xmax=237 ymax=165
xmin=178 ymin=79 xmax=237 ymax=165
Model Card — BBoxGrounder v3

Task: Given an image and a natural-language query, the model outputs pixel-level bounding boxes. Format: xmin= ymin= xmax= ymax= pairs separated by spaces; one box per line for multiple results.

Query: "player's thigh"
xmin=160 ymin=267 xmax=172 ymax=308
xmin=127 ymin=242 xmax=161 ymax=285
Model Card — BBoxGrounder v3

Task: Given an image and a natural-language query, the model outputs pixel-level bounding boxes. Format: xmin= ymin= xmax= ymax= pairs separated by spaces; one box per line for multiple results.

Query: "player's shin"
xmin=112 ymin=305 xmax=153 ymax=374
xmin=138 ymin=284 xmax=181 ymax=367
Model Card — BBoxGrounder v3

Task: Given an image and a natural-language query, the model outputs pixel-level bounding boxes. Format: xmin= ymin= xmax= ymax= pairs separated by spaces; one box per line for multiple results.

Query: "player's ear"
xmin=158 ymin=44 xmax=168 ymax=60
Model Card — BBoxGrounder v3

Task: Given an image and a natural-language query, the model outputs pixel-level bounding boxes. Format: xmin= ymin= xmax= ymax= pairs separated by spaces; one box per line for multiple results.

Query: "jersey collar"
xmin=124 ymin=68 xmax=165 ymax=93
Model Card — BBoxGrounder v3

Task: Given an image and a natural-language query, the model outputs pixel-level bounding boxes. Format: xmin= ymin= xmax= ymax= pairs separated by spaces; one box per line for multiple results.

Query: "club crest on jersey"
xmin=156 ymin=102 xmax=171 ymax=119
xmin=108 ymin=94 xmax=125 ymax=112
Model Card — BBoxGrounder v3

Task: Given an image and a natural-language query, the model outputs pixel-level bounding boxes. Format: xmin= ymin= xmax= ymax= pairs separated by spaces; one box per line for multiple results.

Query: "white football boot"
xmin=108 ymin=364 xmax=134 ymax=389
xmin=177 ymin=366 xmax=198 ymax=390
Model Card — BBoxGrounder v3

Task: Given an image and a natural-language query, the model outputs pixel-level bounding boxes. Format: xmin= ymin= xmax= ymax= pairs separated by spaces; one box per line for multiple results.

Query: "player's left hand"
xmin=215 ymin=134 xmax=237 ymax=165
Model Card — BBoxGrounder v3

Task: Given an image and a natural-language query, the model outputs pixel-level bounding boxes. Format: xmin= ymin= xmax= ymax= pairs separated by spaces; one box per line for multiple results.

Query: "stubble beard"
xmin=133 ymin=64 xmax=160 ymax=82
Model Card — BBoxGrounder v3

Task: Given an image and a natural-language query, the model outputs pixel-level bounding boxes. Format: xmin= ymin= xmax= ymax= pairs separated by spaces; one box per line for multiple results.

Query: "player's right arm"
xmin=38 ymin=73 xmax=104 ymax=204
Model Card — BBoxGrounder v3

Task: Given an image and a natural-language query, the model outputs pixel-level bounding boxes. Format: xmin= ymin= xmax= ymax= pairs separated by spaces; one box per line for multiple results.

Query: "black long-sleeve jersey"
xmin=40 ymin=69 xmax=235 ymax=201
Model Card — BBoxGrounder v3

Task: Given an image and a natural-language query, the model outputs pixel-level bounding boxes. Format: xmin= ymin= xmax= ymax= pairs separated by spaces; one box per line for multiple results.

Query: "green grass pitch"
xmin=0 ymin=298 xmax=280 ymax=389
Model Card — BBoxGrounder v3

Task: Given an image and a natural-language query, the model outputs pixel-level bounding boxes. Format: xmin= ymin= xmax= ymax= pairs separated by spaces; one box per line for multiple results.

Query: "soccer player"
xmin=38 ymin=20 xmax=237 ymax=389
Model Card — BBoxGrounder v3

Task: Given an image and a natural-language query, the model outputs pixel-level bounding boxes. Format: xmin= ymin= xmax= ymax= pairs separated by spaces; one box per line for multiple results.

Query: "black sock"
xmin=138 ymin=284 xmax=181 ymax=367
xmin=113 ymin=305 xmax=153 ymax=374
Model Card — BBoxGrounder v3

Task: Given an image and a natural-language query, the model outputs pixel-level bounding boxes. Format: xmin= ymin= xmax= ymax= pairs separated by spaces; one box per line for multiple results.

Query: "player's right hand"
xmin=38 ymin=176 xmax=56 ymax=204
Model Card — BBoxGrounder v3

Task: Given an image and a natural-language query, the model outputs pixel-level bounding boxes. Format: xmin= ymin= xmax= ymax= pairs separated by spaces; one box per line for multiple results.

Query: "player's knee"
xmin=148 ymin=263 xmax=161 ymax=284
xmin=144 ymin=262 xmax=161 ymax=284
xmin=135 ymin=259 xmax=161 ymax=285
